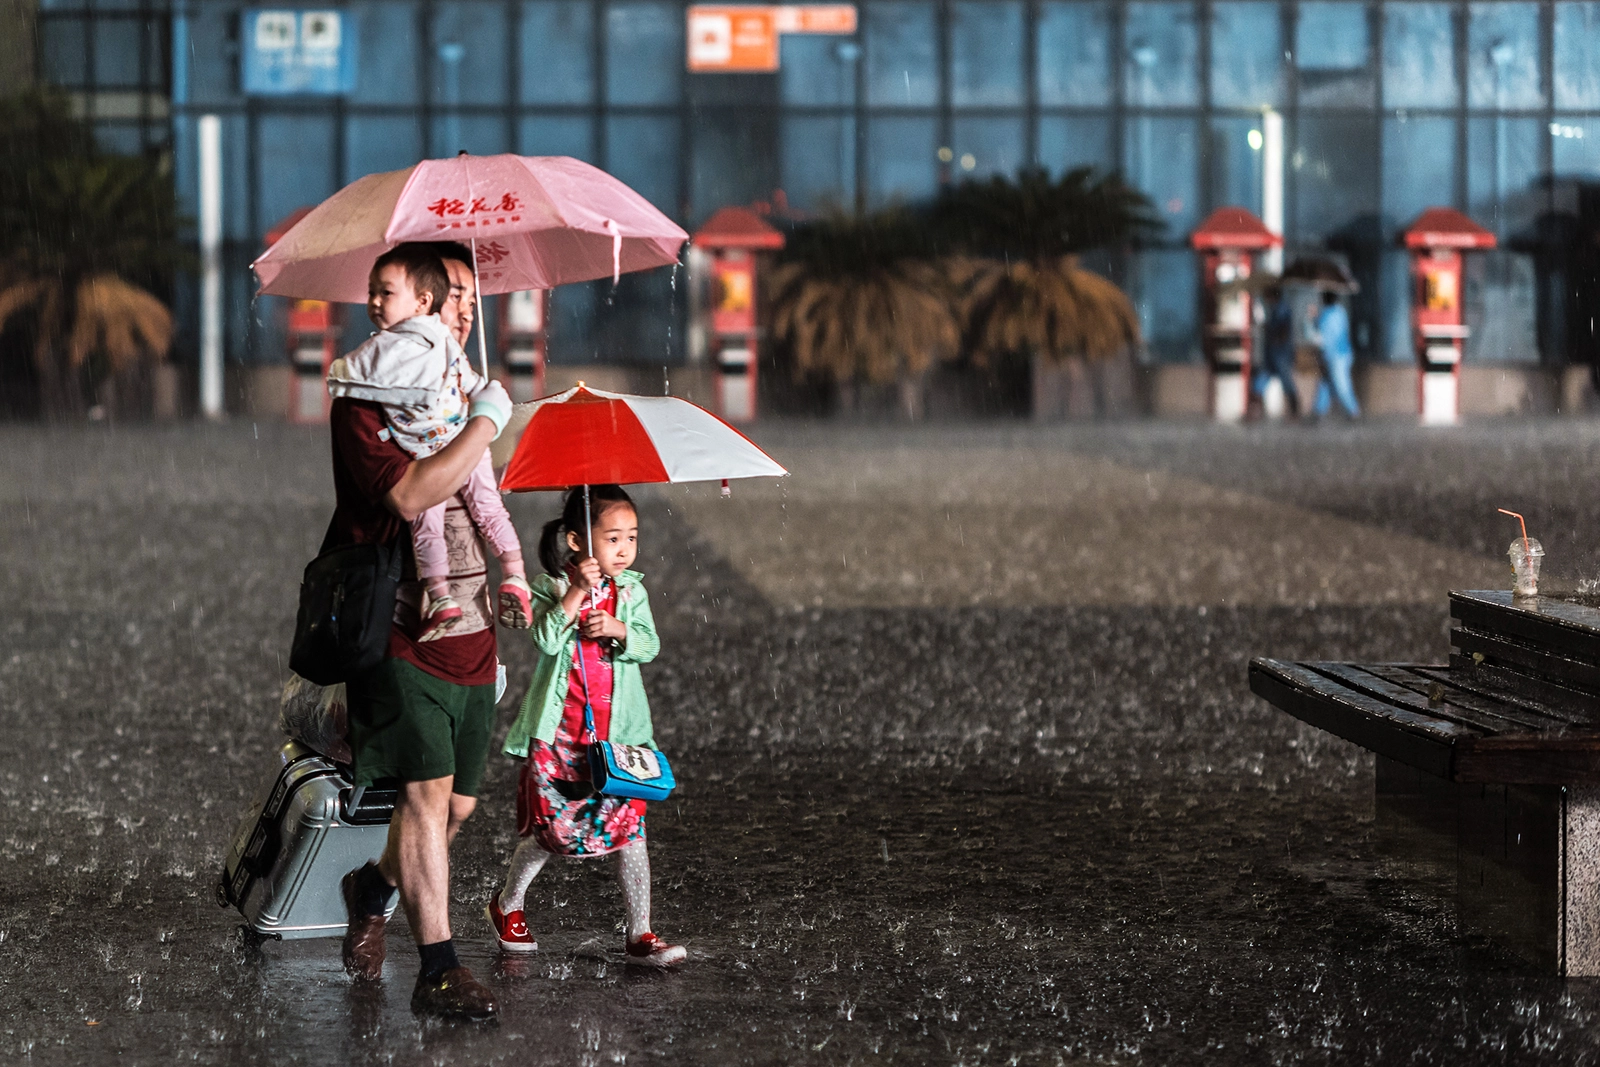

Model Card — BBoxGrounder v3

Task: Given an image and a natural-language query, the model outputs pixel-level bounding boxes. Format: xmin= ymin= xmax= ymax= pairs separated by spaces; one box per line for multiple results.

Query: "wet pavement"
xmin=6 ymin=417 xmax=1600 ymax=1064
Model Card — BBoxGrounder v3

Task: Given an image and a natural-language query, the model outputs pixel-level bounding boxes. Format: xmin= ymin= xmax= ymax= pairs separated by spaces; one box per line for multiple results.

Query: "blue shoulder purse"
xmin=575 ymin=627 xmax=675 ymax=802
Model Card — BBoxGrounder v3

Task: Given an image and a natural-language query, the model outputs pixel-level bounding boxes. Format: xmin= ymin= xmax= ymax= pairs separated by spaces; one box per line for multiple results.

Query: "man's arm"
xmin=384 ymin=417 xmax=497 ymax=521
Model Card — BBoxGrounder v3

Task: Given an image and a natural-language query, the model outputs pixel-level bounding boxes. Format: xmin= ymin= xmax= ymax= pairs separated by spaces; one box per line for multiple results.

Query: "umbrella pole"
xmin=469 ymin=236 xmax=489 ymax=380
xmin=583 ymin=483 xmax=595 ymax=611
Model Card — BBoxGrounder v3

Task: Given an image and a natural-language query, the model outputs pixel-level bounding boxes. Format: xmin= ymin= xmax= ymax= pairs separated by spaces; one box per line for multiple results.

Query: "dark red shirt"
xmin=328 ymin=398 xmax=496 ymax=686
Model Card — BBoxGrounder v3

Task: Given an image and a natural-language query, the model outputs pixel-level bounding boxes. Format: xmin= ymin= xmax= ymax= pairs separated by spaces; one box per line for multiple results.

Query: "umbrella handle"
xmin=469 ymin=236 xmax=489 ymax=380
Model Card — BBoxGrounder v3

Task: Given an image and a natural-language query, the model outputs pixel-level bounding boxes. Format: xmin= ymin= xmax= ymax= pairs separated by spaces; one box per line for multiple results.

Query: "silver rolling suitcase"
xmin=217 ymin=741 xmax=398 ymax=940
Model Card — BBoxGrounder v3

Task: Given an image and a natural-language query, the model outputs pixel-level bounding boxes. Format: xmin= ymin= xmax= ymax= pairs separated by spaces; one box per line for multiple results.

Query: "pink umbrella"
xmin=251 ymin=154 xmax=689 ymax=372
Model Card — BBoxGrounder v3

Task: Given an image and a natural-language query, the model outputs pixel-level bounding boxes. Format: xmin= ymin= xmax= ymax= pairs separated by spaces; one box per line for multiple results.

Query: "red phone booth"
xmin=1191 ymin=208 xmax=1282 ymax=422
xmin=501 ymin=290 xmax=549 ymax=402
xmin=267 ymin=209 xmax=339 ymax=423
xmin=690 ymin=206 xmax=785 ymax=423
xmin=1196 ymin=206 xmax=1280 ymax=422
xmin=1403 ymin=208 xmax=1497 ymax=426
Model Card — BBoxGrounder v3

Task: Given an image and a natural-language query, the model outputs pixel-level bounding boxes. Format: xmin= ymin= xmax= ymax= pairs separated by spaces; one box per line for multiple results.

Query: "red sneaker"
xmin=624 ymin=932 xmax=686 ymax=968
xmin=485 ymin=891 xmax=537 ymax=953
xmin=497 ymin=575 xmax=533 ymax=629
xmin=417 ymin=595 xmax=463 ymax=643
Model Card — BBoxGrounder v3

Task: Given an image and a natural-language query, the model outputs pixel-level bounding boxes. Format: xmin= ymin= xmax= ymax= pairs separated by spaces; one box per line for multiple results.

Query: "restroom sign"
xmin=242 ymin=9 xmax=358 ymax=95
xmin=687 ymin=5 xmax=857 ymax=72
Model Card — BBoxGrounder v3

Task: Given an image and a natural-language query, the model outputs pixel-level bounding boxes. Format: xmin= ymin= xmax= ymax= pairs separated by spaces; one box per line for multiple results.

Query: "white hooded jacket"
xmin=326 ymin=314 xmax=484 ymax=458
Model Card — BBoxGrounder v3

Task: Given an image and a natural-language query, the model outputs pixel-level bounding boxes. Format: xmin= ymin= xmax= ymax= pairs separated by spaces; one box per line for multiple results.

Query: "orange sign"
xmin=687 ymin=5 xmax=857 ymax=72
xmin=688 ymin=8 xmax=778 ymax=72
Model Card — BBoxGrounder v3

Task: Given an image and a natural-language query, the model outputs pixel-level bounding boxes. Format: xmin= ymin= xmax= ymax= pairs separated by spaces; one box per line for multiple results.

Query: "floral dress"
xmin=515 ymin=575 xmax=647 ymax=856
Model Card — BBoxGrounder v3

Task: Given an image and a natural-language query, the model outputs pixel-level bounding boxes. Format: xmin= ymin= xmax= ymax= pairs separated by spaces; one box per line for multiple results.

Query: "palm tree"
xmin=933 ymin=166 xmax=1160 ymax=371
xmin=766 ymin=207 xmax=960 ymax=415
xmin=0 ymin=92 xmax=183 ymax=417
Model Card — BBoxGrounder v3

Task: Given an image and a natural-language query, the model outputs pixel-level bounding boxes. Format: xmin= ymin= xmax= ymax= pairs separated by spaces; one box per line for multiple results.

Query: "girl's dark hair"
xmin=538 ymin=485 xmax=636 ymax=576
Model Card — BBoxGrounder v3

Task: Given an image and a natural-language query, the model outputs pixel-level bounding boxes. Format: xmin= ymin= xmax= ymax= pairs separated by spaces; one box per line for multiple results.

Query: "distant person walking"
xmin=1310 ymin=291 xmax=1360 ymax=420
xmin=1251 ymin=286 xmax=1299 ymax=418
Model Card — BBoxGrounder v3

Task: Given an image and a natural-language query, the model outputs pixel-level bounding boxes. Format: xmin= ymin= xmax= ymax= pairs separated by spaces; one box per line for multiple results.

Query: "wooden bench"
xmin=1249 ymin=590 xmax=1600 ymax=975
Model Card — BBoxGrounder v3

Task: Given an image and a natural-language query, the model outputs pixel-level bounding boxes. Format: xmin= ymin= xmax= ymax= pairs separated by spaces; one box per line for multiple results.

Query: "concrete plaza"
xmin=4 ymin=417 xmax=1600 ymax=1064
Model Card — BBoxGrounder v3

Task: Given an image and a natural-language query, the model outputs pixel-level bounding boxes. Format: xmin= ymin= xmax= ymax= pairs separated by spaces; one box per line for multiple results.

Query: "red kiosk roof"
xmin=1403 ymin=207 xmax=1497 ymax=250
xmin=1190 ymin=207 xmax=1282 ymax=250
xmin=691 ymin=206 xmax=786 ymax=250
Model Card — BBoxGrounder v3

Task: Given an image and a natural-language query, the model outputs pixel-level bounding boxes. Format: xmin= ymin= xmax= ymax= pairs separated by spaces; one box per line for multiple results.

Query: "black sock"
xmin=417 ymin=939 xmax=460 ymax=982
xmin=352 ymin=862 xmax=397 ymax=918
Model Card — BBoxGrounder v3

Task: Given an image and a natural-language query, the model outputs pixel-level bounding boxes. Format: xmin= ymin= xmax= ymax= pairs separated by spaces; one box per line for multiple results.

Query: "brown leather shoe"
xmin=340 ymin=867 xmax=388 ymax=981
xmin=411 ymin=966 xmax=498 ymax=1021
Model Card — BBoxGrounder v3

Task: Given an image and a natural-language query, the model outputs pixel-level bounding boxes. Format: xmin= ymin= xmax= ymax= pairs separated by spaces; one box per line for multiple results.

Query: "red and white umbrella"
xmin=496 ymin=385 xmax=786 ymax=492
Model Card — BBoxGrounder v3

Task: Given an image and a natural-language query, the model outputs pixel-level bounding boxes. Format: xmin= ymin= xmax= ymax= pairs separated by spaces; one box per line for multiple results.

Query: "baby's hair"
xmin=373 ymin=244 xmax=450 ymax=316
xmin=539 ymin=485 xmax=636 ymax=576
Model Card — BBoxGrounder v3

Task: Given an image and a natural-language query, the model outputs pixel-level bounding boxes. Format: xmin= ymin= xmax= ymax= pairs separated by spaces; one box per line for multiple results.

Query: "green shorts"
xmin=345 ymin=657 xmax=497 ymax=797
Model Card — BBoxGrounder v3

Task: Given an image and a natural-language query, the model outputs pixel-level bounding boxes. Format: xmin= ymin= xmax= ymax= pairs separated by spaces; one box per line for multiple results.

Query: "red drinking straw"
xmin=1497 ymin=508 xmax=1530 ymax=558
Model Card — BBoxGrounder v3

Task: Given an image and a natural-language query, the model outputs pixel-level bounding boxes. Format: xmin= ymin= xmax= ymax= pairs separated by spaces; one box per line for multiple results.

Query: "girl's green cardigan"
xmin=502 ymin=570 xmax=660 ymax=758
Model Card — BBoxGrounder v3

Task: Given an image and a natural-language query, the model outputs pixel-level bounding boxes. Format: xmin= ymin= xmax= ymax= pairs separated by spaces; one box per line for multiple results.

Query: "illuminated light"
xmin=1247 ymin=128 xmax=1264 ymax=151
xmin=960 ymin=153 xmax=977 ymax=170
xmin=937 ymin=146 xmax=954 ymax=163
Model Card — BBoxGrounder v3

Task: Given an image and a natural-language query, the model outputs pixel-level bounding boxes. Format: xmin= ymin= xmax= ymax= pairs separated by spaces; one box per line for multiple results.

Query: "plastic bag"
xmin=278 ymin=673 xmax=351 ymax=764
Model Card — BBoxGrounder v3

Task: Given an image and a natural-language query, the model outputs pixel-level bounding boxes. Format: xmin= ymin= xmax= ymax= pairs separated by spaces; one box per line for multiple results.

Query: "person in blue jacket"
xmin=1310 ymin=290 xmax=1361 ymax=420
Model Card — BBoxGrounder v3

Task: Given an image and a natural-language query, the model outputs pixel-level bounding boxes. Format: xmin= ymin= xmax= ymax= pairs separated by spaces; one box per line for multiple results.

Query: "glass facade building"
xmin=32 ymin=0 xmax=1600 ymax=369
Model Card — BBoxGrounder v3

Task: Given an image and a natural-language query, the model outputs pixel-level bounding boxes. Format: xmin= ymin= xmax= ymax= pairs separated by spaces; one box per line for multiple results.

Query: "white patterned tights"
xmin=499 ymin=838 xmax=652 ymax=942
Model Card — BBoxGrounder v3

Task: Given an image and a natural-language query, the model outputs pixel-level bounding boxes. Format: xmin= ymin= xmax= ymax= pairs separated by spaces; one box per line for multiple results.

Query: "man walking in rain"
xmin=1310 ymin=290 xmax=1361 ymax=421
xmin=332 ymin=243 xmax=512 ymax=1021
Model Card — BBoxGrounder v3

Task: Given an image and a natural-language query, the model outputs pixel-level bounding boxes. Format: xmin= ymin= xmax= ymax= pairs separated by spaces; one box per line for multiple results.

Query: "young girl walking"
xmin=486 ymin=485 xmax=686 ymax=967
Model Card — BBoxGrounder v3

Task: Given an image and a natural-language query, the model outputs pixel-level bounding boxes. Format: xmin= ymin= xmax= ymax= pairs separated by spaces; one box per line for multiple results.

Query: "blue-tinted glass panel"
xmin=865 ymin=115 xmax=937 ymax=205
xmin=95 ymin=122 xmax=143 ymax=156
xmin=432 ymin=3 xmax=510 ymax=105
xmin=1124 ymin=2 xmax=1199 ymax=107
xmin=1383 ymin=4 xmax=1456 ymax=108
xmin=350 ymin=2 xmax=420 ymax=105
xmin=431 ymin=114 xmax=510 ymax=158
xmin=1210 ymin=116 xmax=1265 ymax=215
xmin=1296 ymin=2 xmax=1373 ymax=107
xmin=1132 ymin=249 xmax=1199 ymax=361
xmin=1377 ymin=249 xmax=1413 ymax=361
xmin=1552 ymin=117 xmax=1600 ymax=177
xmin=1292 ymin=115 xmax=1378 ymax=241
xmin=1124 ymin=116 xmax=1197 ymax=235
xmin=1037 ymin=116 xmax=1114 ymax=173
xmin=605 ymin=116 xmax=679 ymax=213
xmin=40 ymin=18 xmax=87 ymax=86
xmin=690 ymin=113 xmax=779 ymax=222
xmin=1465 ymin=250 xmax=1540 ymax=361
xmin=519 ymin=116 xmax=596 ymax=160
xmin=1382 ymin=117 xmax=1456 ymax=230
xmin=781 ymin=35 xmax=857 ymax=105
xmin=93 ymin=17 xmax=143 ymax=86
xmin=782 ymin=116 xmax=856 ymax=212
xmin=1211 ymin=3 xmax=1284 ymax=108
xmin=346 ymin=116 xmax=423 ymax=180
xmin=258 ymin=115 xmax=338 ymax=242
xmin=607 ymin=2 xmax=683 ymax=105
xmin=1038 ymin=1 xmax=1112 ymax=106
xmin=865 ymin=2 xmax=937 ymax=106
xmin=1466 ymin=116 xmax=1545 ymax=234
xmin=185 ymin=7 xmax=239 ymax=104
xmin=1468 ymin=3 xmax=1544 ymax=109
xmin=521 ymin=1 xmax=595 ymax=104
xmin=950 ymin=1 xmax=1024 ymax=106
xmin=39 ymin=0 xmax=89 ymax=9
xmin=1554 ymin=3 xmax=1600 ymax=108
xmin=950 ymin=116 xmax=1025 ymax=179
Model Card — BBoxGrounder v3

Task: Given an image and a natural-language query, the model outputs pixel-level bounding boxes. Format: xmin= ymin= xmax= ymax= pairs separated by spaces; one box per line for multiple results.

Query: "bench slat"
xmin=1314 ymin=663 xmax=1541 ymax=735
xmin=1451 ymin=590 xmax=1600 ymax=668
xmin=1410 ymin=665 xmax=1596 ymax=727
xmin=1444 ymin=654 xmax=1600 ymax=724
xmin=1453 ymin=625 xmax=1600 ymax=695
xmin=1362 ymin=665 xmax=1577 ymax=733
xmin=1249 ymin=659 xmax=1468 ymax=779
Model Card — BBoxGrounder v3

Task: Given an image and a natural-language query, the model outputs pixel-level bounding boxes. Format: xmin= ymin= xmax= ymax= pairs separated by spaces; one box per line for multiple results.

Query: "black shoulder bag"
xmin=288 ymin=521 xmax=406 ymax=686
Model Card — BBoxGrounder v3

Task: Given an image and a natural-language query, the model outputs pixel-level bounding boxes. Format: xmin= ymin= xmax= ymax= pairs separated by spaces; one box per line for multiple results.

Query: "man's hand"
xmin=384 ymin=416 xmax=496 ymax=521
